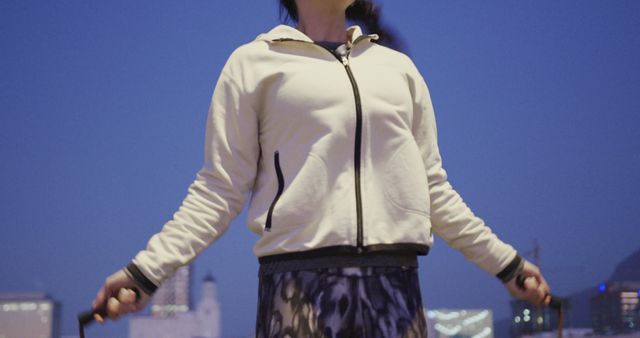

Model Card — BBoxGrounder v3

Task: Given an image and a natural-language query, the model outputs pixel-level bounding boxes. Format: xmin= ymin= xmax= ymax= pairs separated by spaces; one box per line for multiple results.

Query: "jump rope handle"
xmin=78 ymin=287 xmax=141 ymax=338
xmin=515 ymin=274 xmax=565 ymax=338
xmin=515 ymin=275 xmax=562 ymax=310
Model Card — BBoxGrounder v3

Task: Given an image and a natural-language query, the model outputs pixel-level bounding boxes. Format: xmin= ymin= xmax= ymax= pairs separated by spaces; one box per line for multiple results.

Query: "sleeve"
xmin=127 ymin=62 xmax=260 ymax=291
xmin=407 ymin=59 xmax=522 ymax=281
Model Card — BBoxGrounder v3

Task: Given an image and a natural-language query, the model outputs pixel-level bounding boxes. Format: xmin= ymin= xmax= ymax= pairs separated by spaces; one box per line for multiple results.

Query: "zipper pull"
xmin=341 ymin=56 xmax=349 ymax=66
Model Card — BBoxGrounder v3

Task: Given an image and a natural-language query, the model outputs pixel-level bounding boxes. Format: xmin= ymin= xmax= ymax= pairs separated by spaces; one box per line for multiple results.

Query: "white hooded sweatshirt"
xmin=128 ymin=24 xmax=520 ymax=291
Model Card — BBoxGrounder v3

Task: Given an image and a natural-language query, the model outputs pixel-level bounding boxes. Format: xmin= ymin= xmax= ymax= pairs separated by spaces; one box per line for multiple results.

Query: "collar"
xmin=255 ymin=24 xmax=379 ymax=45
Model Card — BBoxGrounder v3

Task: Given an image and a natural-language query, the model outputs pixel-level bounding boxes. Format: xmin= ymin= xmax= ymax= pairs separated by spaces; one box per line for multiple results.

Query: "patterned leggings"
xmin=256 ymin=266 xmax=427 ymax=338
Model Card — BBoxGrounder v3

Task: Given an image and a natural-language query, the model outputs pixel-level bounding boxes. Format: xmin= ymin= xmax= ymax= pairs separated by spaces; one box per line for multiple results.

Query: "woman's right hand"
xmin=92 ymin=269 xmax=151 ymax=323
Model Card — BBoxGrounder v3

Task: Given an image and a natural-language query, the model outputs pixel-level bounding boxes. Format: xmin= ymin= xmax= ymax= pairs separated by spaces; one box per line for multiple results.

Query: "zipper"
xmin=272 ymin=35 xmax=374 ymax=250
xmin=341 ymin=54 xmax=364 ymax=252
xmin=265 ymin=150 xmax=284 ymax=232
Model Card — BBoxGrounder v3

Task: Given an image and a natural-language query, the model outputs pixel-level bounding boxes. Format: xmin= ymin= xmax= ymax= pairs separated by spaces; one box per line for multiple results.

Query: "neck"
xmin=295 ymin=2 xmax=348 ymax=42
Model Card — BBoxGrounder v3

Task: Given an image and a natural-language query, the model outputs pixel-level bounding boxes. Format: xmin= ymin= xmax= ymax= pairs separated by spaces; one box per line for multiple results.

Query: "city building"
xmin=426 ymin=308 xmax=493 ymax=338
xmin=0 ymin=292 xmax=61 ymax=338
xmin=591 ymin=281 xmax=640 ymax=335
xmin=509 ymin=298 xmax=569 ymax=337
xmin=565 ymin=248 xmax=640 ymax=330
xmin=129 ymin=273 xmax=221 ymax=338
xmin=518 ymin=327 xmax=593 ymax=337
xmin=151 ymin=265 xmax=193 ymax=316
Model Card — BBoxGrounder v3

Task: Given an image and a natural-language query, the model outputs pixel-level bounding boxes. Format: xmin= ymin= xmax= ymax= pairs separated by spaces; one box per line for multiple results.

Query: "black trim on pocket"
xmin=265 ymin=151 xmax=284 ymax=232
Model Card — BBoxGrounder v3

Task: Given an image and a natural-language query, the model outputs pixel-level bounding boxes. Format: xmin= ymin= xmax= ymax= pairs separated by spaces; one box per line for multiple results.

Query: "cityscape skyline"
xmin=2 ymin=247 xmax=637 ymax=338
xmin=1 ymin=1 xmax=639 ymax=337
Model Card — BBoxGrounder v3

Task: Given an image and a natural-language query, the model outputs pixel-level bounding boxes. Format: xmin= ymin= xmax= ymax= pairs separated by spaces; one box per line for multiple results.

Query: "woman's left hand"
xmin=503 ymin=260 xmax=552 ymax=306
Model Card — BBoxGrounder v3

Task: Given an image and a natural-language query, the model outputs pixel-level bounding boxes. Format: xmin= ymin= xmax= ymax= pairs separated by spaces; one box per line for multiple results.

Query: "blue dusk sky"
xmin=1 ymin=1 xmax=639 ymax=337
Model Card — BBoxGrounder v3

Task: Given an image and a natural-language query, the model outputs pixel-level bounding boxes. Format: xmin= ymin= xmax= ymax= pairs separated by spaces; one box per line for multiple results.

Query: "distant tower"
xmin=129 ymin=269 xmax=222 ymax=338
xmin=151 ymin=265 xmax=192 ymax=317
xmin=196 ymin=273 xmax=222 ymax=338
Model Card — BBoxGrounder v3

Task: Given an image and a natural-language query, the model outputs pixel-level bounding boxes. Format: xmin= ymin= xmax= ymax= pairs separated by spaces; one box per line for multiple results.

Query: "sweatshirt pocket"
xmin=265 ymin=151 xmax=285 ymax=232
xmin=263 ymin=151 xmax=329 ymax=232
xmin=383 ymin=140 xmax=430 ymax=217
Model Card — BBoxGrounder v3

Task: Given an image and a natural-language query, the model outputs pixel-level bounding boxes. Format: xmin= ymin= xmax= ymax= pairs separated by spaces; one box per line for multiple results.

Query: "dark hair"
xmin=279 ymin=0 xmax=407 ymax=53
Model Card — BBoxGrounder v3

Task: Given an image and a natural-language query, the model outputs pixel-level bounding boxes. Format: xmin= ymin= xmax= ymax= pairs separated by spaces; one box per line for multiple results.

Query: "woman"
xmin=92 ymin=1 xmax=552 ymax=337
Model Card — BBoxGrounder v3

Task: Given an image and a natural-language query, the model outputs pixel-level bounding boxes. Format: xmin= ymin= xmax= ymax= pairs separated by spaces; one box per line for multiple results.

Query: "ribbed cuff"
xmin=124 ymin=262 xmax=158 ymax=295
xmin=496 ymin=254 xmax=524 ymax=283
